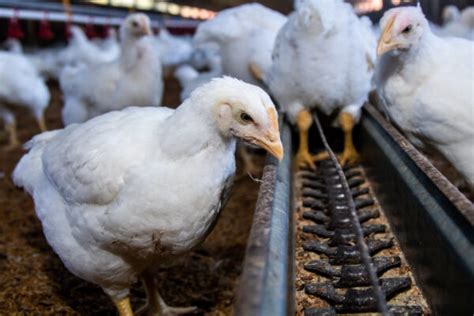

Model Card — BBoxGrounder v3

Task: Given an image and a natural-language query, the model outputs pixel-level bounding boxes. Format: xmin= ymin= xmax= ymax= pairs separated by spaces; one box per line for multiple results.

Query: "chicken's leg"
xmin=37 ymin=116 xmax=47 ymax=132
xmin=339 ymin=112 xmax=360 ymax=166
xmin=139 ymin=272 xmax=196 ymax=316
xmin=296 ymin=109 xmax=318 ymax=169
xmin=4 ymin=121 xmax=20 ymax=150
xmin=248 ymin=63 xmax=264 ymax=82
xmin=114 ymin=297 xmax=134 ymax=316
xmin=1 ymin=107 xmax=19 ymax=150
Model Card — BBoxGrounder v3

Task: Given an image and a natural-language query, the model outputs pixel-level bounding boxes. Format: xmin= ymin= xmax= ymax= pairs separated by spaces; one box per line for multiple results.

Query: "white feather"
xmin=266 ymin=0 xmax=376 ymax=123
xmin=60 ymin=14 xmax=163 ymax=125
xmin=375 ymin=6 xmax=474 ymax=191
xmin=13 ymin=77 xmax=278 ymax=300
xmin=193 ymin=3 xmax=286 ymax=87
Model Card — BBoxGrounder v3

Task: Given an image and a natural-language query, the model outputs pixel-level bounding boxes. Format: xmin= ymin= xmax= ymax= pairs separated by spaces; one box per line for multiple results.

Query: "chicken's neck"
xmin=392 ymin=32 xmax=441 ymax=82
xmin=159 ymin=100 xmax=236 ymax=159
xmin=118 ymin=36 xmax=150 ymax=70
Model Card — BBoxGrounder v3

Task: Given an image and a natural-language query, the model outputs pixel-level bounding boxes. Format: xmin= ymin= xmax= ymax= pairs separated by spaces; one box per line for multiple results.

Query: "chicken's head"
xmin=377 ymin=5 xmax=428 ymax=57
xmin=442 ymin=5 xmax=460 ymax=25
xmin=195 ymin=77 xmax=284 ymax=161
xmin=121 ymin=13 xmax=152 ymax=38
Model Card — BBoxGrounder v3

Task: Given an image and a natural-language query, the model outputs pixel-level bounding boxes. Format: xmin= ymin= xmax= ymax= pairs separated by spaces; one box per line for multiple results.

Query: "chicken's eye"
xmin=240 ymin=112 xmax=254 ymax=124
xmin=132 ymin=21 xmax=139 ymax=28
xmin=402 ymin=25 xmax=412 ymax=34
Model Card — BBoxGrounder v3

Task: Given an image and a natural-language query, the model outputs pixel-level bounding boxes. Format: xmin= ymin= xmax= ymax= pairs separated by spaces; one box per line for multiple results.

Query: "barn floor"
xmin=0 ymin=79 xmax=264 ymax=315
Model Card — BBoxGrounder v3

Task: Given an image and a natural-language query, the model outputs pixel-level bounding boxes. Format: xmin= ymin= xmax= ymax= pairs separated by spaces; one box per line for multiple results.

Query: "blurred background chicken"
xmin=0 ymin=50 xmax=50 ymax=149
xmin=375 ymin=5 xmax=474 ymax=192
xmin=265 ymin=0 xmax=376 ymax=169
xmin=13 ymin=77 xmax=283 ymax=316
xmin=193 ymin=3 xmax=286 ymax=87
xmin=60 ymin=13 xmax=163 ymax=125
xmin=153 ymin=26 xmax=193 ymax=76
xmin=174 ymin=47 xmax=222 ymax=101
xmin=24 ymin=26 xmax=119 ymax=81
xmin=437 ymin=6 xmax=474 ymax=40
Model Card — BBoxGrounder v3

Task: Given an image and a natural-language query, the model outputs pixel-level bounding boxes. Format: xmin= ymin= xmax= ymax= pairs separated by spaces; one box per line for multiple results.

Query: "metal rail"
xmin=235 ymin=103 xmax=474 ymax=315
xmin=360 ymin=104 xmax=474 ymax=315
xmin=234 ymin=118 xmax=293 ymax=316
xmin=0 ymin=1 xmax=200 ymax=28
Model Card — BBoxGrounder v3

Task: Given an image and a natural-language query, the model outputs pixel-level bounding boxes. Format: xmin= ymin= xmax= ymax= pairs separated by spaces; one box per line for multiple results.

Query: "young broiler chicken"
xmin=174 ymin=48 xmax=222 ymax=101
xmin=67 ymin=25 xmax=120 ymax=67
xmin=2 ymin=38 xmax=23 ymax=53
xmin=438 ymin=6 xmax=474 ymax=41
xmin=193 ymin=3 xmax=286 ymax=87
xmin=265 ymin=0 xmax=376 ymax=169
xmin=60 ymin=13 xmax=162 ymax=125
xmin=28 ymin=27 xmax=119 ymax=81
xmin=0 ymin=51 xmax=50 ymax=149
xmin=154 ymin=27 xmax=193 ymax=75
xmin=375 ymin=5 xmax=474 ymax=192
xmin=13 ymin=77 xmax=283 ymax=316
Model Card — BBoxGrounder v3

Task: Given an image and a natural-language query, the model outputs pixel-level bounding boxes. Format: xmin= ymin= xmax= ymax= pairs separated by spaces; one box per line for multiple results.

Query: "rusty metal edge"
xmin=360 ymin=107 xmax=474 ymax=314
xmin=234 ymin=120 xmax=293 ymax=316
xmin=364 ymin=104 xmax=474 ymax=225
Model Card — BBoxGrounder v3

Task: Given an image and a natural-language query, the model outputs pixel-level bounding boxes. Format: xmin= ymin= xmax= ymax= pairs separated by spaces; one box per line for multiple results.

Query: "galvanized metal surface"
xmin=234 ymin=120 xmax=293 ymax=316
xmin=360 ymin=104 xmax=474 ymax=315
xmin=236 ymin=103 xmax=473 ymax=315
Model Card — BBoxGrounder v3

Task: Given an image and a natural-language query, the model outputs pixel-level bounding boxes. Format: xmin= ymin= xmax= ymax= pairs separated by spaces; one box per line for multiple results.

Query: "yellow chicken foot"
xmin=138 ymin=273 xmax=196 ymax=316
xmin=248 ymin=63 xmax=264 ymax=82
xmin=37 ymin=116 xmax=48 ymax=132
xmin=312 ymin=151 xmax=330 ymax=162
xmin=4 ymin=122 xmax=20 ymax=150
xmin=338 ymin=112 xmax=360 ymax=166
xmin=114 ymin=297 xmax=134 ymax=316
xmin=295 ymin=110 xmax=317 ymax=170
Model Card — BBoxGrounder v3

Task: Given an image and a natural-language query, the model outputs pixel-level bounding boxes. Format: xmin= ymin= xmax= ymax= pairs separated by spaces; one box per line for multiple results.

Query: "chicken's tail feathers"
xmin=13 ymin=130 xmax=60 ymax=193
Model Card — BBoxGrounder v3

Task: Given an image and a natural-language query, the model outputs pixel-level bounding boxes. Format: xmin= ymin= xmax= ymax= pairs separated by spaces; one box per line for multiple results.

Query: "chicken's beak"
xmin=256 ymin=136 xmax=284 ymax=161
xmin=377 ymin=16 xmax=397 ymax=56
xmin=142 ymin=24 xmax=153 ymax=36
xmin=255 ymin=108 xmax=284 ymax=161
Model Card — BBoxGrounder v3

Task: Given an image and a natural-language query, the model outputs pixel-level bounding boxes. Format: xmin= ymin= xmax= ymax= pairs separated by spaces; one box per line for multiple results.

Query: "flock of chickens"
xmin=1 ymin=0 xmax=473 ymax=315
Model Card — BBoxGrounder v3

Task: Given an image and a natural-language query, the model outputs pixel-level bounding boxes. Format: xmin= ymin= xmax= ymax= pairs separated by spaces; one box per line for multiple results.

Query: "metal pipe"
xmin=0 ymin=1 xmax=200 ymax=28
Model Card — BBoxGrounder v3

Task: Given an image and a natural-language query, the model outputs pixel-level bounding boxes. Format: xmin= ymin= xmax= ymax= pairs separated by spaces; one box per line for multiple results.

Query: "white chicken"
xmin=174 ymin=48 xmax=222 ymax=101
xmin=0 ymin=51 xmax=50 ymax=148
xmin=438 ymin=6 xmax=474 ymax=40
xmin=193 ymin=3 xmax=286 ymax=87
xmin=13 ymin=77 xmax=283 ymax=316
xmin=375 ymin=5 xmax=474 ymax=191
xmin=2 ymin=38 xmax=23 ymax=53
xmin=442 ymin=5 xmax=461 ymax=25
xmin=27 ymin=45 xmax=66 ymax=80
xmin=28 ymin=27 xmax=119 ymax=81
xmin=265 ymin=0 xmax=376 ymax=168
xmin=154 ymin=27 xmax=193 ymax=74
xmin=66 ymin=25 xmax=120 ymax=66
xmin=60 ymin=14 xmax=163 ymax=125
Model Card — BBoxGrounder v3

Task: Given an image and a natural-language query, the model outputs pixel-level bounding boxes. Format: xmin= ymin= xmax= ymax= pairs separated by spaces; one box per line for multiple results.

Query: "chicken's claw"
xmin=338 ymin=148 xmax=360 ymax=166
xmin=296 ymin=150 xmax=316 ymax=170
